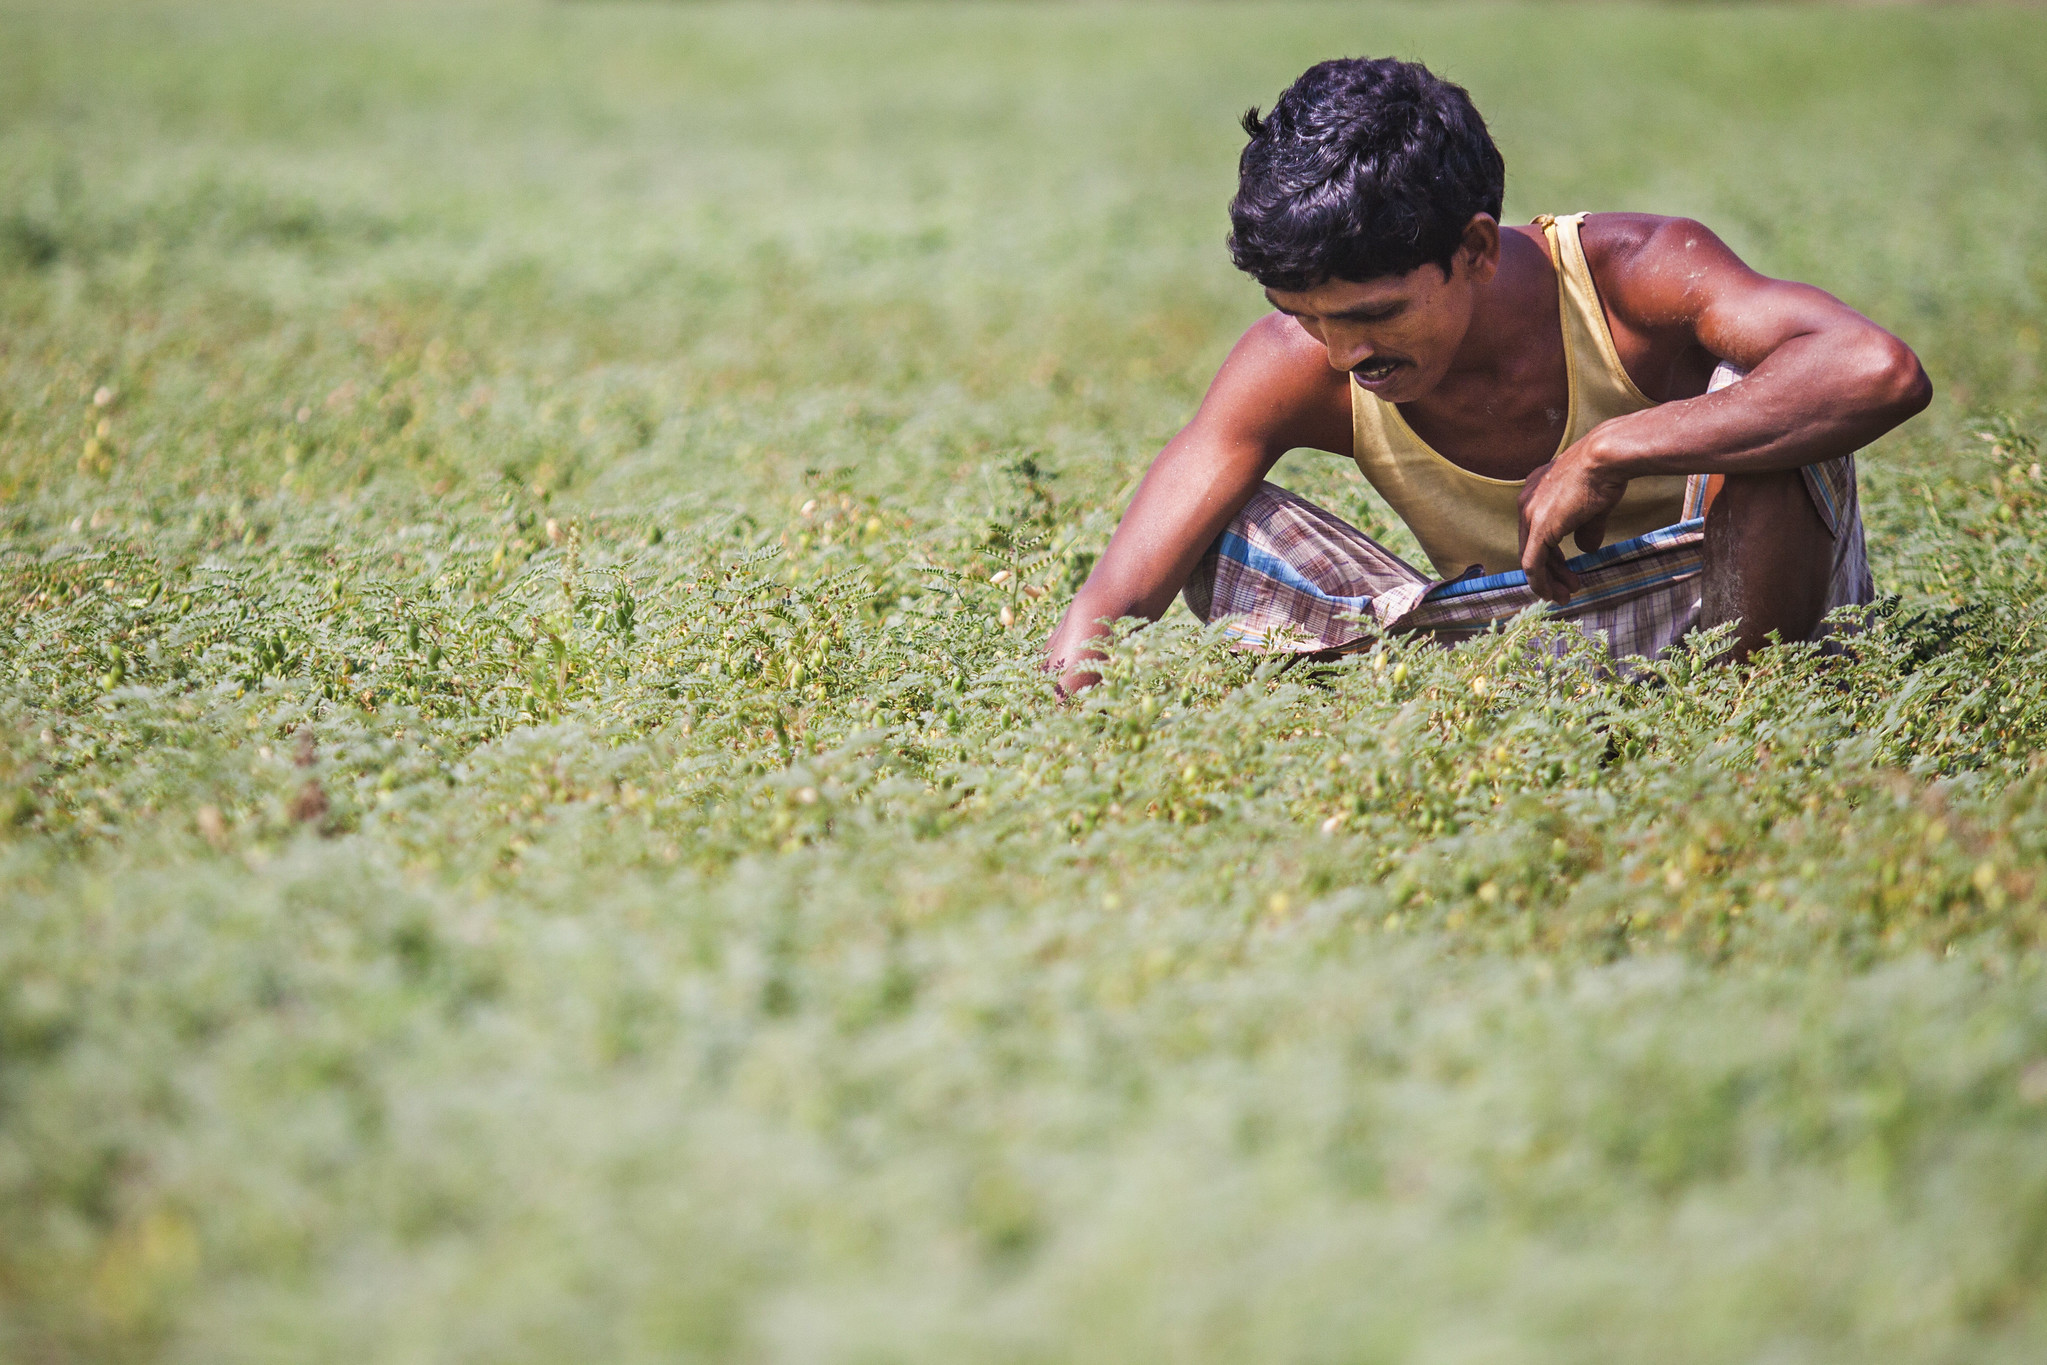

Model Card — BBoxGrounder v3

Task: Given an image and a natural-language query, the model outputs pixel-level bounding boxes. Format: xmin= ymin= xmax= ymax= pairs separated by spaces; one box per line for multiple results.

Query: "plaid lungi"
xmin=1181 ymin=457 xmax=1872 ymax=659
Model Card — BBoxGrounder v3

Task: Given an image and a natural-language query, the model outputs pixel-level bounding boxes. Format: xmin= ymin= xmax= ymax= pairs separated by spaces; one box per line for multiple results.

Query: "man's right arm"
xmin=1044 ymin=313 xmax=1351 ymax=695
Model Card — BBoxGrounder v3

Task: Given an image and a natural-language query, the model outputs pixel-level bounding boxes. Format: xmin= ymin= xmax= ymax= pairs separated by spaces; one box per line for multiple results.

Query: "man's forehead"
xmin=1266 ymin=273 xmax=1419 ymax=312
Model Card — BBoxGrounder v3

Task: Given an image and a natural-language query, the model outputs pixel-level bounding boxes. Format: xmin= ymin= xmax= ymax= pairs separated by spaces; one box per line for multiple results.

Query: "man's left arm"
xmin=1518 ymin=217 xmax=1932 ymax=601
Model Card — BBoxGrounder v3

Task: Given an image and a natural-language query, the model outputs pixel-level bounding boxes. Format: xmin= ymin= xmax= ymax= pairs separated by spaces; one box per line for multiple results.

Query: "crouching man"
xmin=1046 ymin=57 xmax=1930 ymax=694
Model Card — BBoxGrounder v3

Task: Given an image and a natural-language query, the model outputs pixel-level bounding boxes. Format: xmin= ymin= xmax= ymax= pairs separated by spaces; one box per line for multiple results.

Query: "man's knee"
xmin=1700 ymin=468 xmax=1833 ymax=654
xmin=1707 ymin=467 xmax=1812 ymax=524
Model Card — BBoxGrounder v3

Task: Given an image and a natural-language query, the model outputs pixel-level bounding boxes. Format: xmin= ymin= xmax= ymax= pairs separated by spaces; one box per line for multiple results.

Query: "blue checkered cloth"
xmin=1181 ymin=457 xmax=1870 ymax=659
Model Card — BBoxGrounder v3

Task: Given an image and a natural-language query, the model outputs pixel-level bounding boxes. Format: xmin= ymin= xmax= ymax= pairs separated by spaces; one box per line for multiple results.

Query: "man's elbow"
xmin=1857 ymin=331 xmax=1933 ymax=424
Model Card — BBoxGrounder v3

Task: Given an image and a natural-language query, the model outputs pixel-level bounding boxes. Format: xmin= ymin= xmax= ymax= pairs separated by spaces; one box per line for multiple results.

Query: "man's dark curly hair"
xmin=1228 ymin=57 xmax=1505 ymax=291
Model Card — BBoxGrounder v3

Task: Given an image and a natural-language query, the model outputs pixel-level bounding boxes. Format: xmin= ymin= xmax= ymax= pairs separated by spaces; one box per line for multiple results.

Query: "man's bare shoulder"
xmin=1197 ymin=312 xmax=1352 ymax=457
xmin=1576 ymin=212 xmax=1737 ymax=267
xmin=1233 ymin=309 xmax=1349 ymax=383
xmin=1575 ymin=212 xmax=1760 ymax=329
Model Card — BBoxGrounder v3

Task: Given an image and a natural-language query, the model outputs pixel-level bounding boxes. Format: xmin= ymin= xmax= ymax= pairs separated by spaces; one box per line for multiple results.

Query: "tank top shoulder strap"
xmin=1535 ymin=213 xmax=1654 ymax=428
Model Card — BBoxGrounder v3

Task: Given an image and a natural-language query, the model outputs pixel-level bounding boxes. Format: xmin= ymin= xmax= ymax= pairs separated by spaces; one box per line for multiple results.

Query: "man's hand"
xmin=1517 ymin=444 xmax=1631 ymax=604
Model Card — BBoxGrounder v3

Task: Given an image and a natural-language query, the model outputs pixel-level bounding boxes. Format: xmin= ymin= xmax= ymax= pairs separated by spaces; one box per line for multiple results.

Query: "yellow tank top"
xmin=1349 ymin=212 xmax=1689 ymax=578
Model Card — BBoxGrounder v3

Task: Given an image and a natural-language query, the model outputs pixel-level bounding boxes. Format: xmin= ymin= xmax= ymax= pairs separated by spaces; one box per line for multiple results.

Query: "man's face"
xmin=1264 ymin=224 xmax=1492 ymax=404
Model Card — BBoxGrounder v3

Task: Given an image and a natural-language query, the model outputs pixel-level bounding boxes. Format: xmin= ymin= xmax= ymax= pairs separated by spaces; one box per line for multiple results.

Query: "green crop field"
xmin=4 ymin=1 xmax=2047 ymax=1360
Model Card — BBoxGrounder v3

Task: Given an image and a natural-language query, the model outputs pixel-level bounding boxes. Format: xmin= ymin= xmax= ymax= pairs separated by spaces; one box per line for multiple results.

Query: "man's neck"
xmin=1439 ymin=226 xmax=1557 ymax=388
xmin=1391 ymin=222 xmax=1572 ymax=480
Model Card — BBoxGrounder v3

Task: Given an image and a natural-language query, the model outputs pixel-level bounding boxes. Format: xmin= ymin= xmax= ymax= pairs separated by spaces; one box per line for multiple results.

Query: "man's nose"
xmin=1323 ymin=329 xmax=1373 ymax=373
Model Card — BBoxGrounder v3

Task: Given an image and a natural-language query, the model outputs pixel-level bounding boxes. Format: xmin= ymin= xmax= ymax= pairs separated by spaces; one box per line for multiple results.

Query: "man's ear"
xmin=1456 ymin=213 xmax=1501 ymax=283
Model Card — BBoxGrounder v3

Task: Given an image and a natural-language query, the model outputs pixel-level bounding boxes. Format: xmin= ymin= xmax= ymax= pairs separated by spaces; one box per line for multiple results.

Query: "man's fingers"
xmin=1516 ymin=462 xmax=1551 ymax=558
xmin=1549 ymin=546 xmax=1580 ymax=595
xmin=1522 ymin=532 xmax=1549 ymax=597
xmin=1523 ymin=535 xmax=1570 ymax=604
xmin=1523 ymin=536 xmax=1577 ymax=605
xmin=1544 ymin=545 xmax=1579 ymax=603
xmin=1573 ymin=512 xmax=1609 ymax=556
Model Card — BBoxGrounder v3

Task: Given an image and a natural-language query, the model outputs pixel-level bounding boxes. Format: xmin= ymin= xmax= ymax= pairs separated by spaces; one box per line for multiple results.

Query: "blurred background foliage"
xmin=3 ymin=2 xmax=2047 ymax=1362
